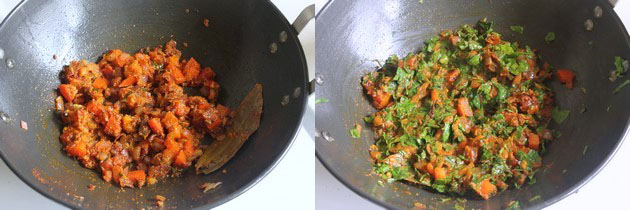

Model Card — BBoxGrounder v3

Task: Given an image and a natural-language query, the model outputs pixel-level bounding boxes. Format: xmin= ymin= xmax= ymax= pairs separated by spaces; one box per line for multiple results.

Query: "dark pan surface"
xmin=0 ymin=0 xmax=308 ymax=209
xmin=316 ymin=0 xmax=630 ymax=209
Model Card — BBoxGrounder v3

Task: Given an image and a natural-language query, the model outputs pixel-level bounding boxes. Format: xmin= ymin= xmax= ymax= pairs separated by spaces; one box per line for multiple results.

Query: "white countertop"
xmin=0 ymin=0 xmax=315 ymax=209
xmin=314 ymin=0 xmax=630 ymax=209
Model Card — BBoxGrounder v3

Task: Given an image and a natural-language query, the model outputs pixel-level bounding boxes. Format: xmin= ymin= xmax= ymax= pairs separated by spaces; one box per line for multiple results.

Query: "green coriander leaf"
xmin=528 ymin=177 xmax=537 ymax=185
xmin=454 ymin=203 xmax=465 ymax=210
xmin=544 ymin=32 xmax=555 ymax=44
xmin=510 ymin=25 xmax=524 ymax=34
xmin=433 ymin=182 xmax=447 ymax=193
xmin=613 ymin=80 xmax=630 ymax=94
xmin=507 ymin=201 xmax=521 ymax=210
xmin=468 ymin=54 xmax=481 ymax=66
xmin=477 ymin=18 xmax=493 ymax=33
xmin=610 ymin=56 xmax=627 ymax=82
xmin=349 ymin=124 xmax=361 ymax=138
xmin=315 ymin=98 xmax=329 ymax=104
xmin=363 ymin=115 xmax=374 ymax=123
xmin=528 ymin=195 xmax=542 ymax=202
xmin=615 ymin=56 xmax=625 ymax=75
xmin=551 ymin=107 xmax=570 ymax=124
xmin=583 ymin=145 xmax=589 ymax=155
xmin=442 ymin=122 xmax=451 ymax=142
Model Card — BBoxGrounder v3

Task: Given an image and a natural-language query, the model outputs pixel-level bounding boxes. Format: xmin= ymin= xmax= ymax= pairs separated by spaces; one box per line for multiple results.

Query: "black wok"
xmin=0 ymin=0 xmax=313 ymax=209
xmin=316 ymin=0 xmax=630 ymax=209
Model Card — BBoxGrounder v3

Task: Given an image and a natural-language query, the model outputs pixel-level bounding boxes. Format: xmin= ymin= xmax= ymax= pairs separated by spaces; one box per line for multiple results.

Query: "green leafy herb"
xmin=454 ymin=203 xmax=465 ymax=210
xmin=349 ymin=124 xmax=361 ymax=138
xmin=507 ymin=201 xmax=521 ymax=210
xmin=363 ymin=115 xmax=374 ymax=123
xmin=442 ymin=122 xmax=451 ymax=142
xmin=441 ymin=197 xmax=452 ymax=202
xmin=528 ymin=195 xmax=542 ymax=202
xmin=610 ymin=56 xmax=627 ymax=81
xmin=615 ymin=56 xmax=625 ymax=73
xmin=607 ymin=106 xmax=611 ymax=112
xmin=468 ymin=54 xmax=481 ymax=66
xmin=510 ymin=25 xmax=524 ymax=34
xmin=583 ymin=145 xmax=589 ymax=155
xmin=433 ymin=182 xmax=447 ymax=193
xmin=477 ymin=18 xmax=493 ymax=33
xmin=580 ymin=87 xmax=587 ymax=94
xmin=544 ymin=32 xmax=556 ymax=44
xmin=613 ymin=80 xmax=630 ymax=94
xmin=361 ymin=19 xmax=555 ymax=200
xmin=551 ymin=107 xmax=570 ymax=124
xmin=315 ymin=98 xmax=329 ymax=104
xmin=527 ymin=177 xmax=537 ymax=185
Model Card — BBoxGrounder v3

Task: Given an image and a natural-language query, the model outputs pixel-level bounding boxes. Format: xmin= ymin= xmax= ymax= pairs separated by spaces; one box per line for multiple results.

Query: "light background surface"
xmin=314 ymin=0 xmax=630 ymax=209
xmin=0 ymin=0 xmax=315 ymax=209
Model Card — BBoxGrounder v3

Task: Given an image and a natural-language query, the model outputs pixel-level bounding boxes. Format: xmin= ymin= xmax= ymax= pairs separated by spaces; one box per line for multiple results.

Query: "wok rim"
xmin=314 ymin=0 xmax=630 ymax=209
xmin=0 ymin=0 xmax=310 ymax=209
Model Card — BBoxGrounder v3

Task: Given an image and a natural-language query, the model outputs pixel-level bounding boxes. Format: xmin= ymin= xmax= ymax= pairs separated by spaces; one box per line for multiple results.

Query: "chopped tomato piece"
xmin=149 ymin=118 xmax=164 ymax=135
xmin=59 ymin=84 xmax=78 ymax=102
xmin=127 ymin=170 xmax=146 ymax=182
xmin=174 ymin=151 xmax=188 ymax=168
xmin=446 ymin=69 xmax=460 ymax=83
xmin=183 ymin=139 xmax=195 ymax=156
xmin=167 ymin=64 xmax=185 ymax=84
xmin=104 ymin=114 xmax=122 ymax=137
xmin=425 ymin=162 xmax=435 ymax=175
xmin=556 ymin=69 xmax=575 ymax=89
xmin=66 ymin=141 xmax=88 ymax=157
xmin=167 ymin=55 xmax=180 ymax=67
xmin=113 ymin=52 xmax=132 ymax=67
xmin=433 ymin=167 xmax=447 ymax=180
xmin=528 ymin=133 xmax=540 ymax=150
xmin=92 ymin=77 xmax=109 ymax=89
xmin=456 ymin=98 xmax=474 ymax=117
xmin=118 ymin=75 xmax=137 ymax=87
xmin=430 ymin=89 xmax=441 ymax=103
xmin=476 ymin=179 xmax=497 ymax=200
xmin=161 ymin=112 xmax=179 ymax=129
xmin=101 ymin=64 xmax=115 ymax=77
xmin=56 ymin=41 xmax=234 ymax=189
xmin=183 ymin=57 xmax=201 ymax=82
xmin=370 ymin=90 xmax=391 ymax=110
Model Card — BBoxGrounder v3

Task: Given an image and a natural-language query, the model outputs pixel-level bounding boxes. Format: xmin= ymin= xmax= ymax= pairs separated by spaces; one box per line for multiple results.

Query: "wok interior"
xmin=315 ymin=0 xmax=630 ymax=209
xmin=0 ymin=0 xmax=307 ymax=208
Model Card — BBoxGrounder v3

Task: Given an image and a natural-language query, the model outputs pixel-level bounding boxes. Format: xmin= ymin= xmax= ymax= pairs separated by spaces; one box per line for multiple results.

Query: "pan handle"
xmin=291 ymin=4 xmax=316 ymax=94
xmin=292 ymin=4 xmax=315 ymax=35
xmin=608 ymin=0 xmax=617 ymax=7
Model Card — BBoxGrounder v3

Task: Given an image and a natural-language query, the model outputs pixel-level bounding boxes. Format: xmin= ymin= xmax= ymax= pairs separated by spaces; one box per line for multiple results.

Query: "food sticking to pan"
xmin=55 ymin=40 xmax=262 ymax=188
xmin=361 ymin=19 xmax=563 ymax=200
